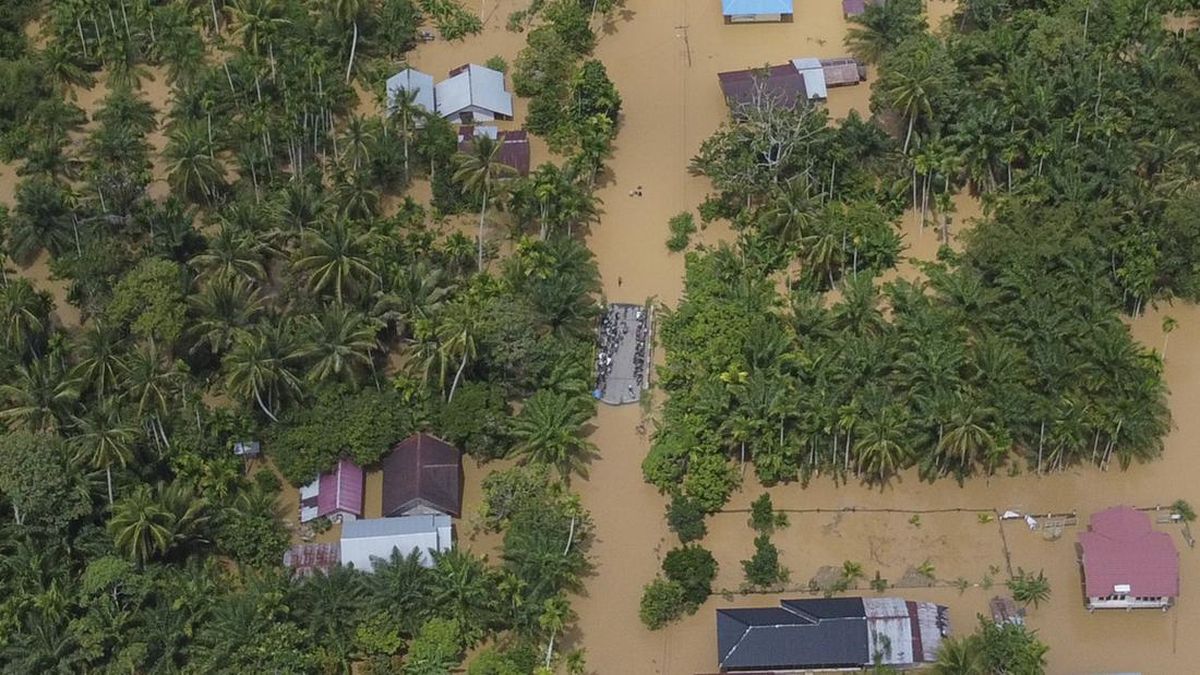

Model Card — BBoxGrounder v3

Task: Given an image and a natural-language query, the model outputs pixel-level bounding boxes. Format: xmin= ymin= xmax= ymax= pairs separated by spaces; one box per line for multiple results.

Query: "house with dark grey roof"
xmin=716 ymin=597 xmax=949 ymax=671
xmin=381 ymin=433 xmax=463 ymax=518
xmin=717 ymin=64 xmax=807 ymax=116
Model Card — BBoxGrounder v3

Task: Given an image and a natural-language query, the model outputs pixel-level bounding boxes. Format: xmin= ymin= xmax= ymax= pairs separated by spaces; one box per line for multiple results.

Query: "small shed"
xmin=233 ymin=441 xmax=260 ymax=457
xmin=718 ymin=64 xmax=807 ymax=115
xmin=458 ymin=126 xmax=531 ymax=176
xmin=299 ymin=458 xmax=365 ymax=524
xmin=381 ymin=433 xmax=463 ymax=518
xmin=1079 ymin=506 xmax=1180 ymax=610
xmin=842 ymin=0 xmax=867 ymax=17
xmin=340 ymin=515 xmax=453 ymax=570
xmin=386 ymin=68 xmax=436 ymax=116
xmin=436 ymin=64 xmax=513 ymax=123
xmin=722 ymin=0 xmax=795 ymax=23
xmin=820 ymin=57 xmax=868 ymax=87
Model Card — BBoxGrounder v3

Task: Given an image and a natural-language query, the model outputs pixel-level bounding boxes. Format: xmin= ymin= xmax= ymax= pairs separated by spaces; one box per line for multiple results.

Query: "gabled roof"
xmin=340 ymin=515 xmax=452 ymax=570
xmin=1079 ymin=506 xmax=1180 ymax=598
xmin=381 ymin=433 xmax=463 ymax=517
xmin=316 ymin=458 xmax=364 ymax=518
xmin=722 ymin=0 xmax=794 ymax=14
xmin=386 ymin=68 xmax=436 ymax=114
xmin=718 ymin=64 xmax=807 ymax=114
xmin=718 ymin=598 xmax=869 ymax=670
xmin=436 ymin=64 xmax=513 ymax=118
xmin=716 ymin=597 xmax=947 ymax=671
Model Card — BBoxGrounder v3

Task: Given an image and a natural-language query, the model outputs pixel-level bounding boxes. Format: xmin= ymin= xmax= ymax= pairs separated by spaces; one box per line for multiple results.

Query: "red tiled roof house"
xmin=1078 ymin=506 xmax=1180 ymax=611
xmin=381 ymin=433 xmax=463 ymax=518
xmin=299 ymin=458 xmax=365 ymax=524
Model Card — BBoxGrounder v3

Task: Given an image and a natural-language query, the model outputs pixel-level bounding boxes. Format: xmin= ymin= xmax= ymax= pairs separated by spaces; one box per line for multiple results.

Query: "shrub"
xmin=418 ymin=0 xmax=482 ymax=40
xmin=662 ymin=545 xmax=718 ymax=606
xmin=485 ymin=56 xmax=508 ymax=73
xmin=666 ymin=493 xmax=707 ymax=543
xmin=749 ymin=493 xmax=787 ymax=533
xmin=437 ymin=381 xmax=512 ymax=460
xmin=1172 ymin=499 xmax=1196 ymax=522
xmin=639 ymin=577 xmax=688 ymax=630
xmin=1008 ymin=568 xmax=1051 ymax=609
xmin=742 ymin=534 xmax=788 ymax=587
xmin=666 ymin=212 xmax=696 ymax=252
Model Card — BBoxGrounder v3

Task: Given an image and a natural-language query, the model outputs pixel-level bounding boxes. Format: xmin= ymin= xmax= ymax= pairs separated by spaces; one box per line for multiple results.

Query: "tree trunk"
xmin=477 ymin=190 xmax=488 ymax=271
xmin=545 ymin=631 xmax=556 ymax=669
xmin=254 ymin=387 xmax=279 ymax=422
xmin=448 ymin=350 xmax=468 ymax=402
xmin=210 ymin=0 xmax=220 ymax=35
xmin=345 ymin=21 xmax=358 ymax=84
xmin=903 ymin=113 xmax=916 ymax=154
xmin=106 ymin=465 xmax=114 ymax=506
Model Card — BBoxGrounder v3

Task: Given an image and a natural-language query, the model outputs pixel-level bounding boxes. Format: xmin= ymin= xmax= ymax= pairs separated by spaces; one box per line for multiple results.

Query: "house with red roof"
xmin=1078 ymin=506 xmax=1180 ymax=611
xmin=381 ymin=433 xmax=463 ymax=518
xmin=299 ymin=458 xmax=365 ymax=524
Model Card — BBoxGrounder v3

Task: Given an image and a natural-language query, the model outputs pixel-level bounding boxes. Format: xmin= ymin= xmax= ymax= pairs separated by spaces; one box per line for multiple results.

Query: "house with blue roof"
xmin=722 ymin=0 xmax=794 ymax=23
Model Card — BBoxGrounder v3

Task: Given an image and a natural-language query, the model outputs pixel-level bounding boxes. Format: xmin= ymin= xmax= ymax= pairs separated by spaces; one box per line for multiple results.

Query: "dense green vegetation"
xmin=0 ymin=0 xmax=624 ymax=671
xmin=647 ymin=0 xmax=1195 ymax=514
xmin=931 ymin=617 xmax=1049 ymax=674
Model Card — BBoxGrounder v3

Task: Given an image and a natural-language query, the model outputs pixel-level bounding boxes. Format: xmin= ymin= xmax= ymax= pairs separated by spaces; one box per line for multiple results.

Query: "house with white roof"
xmin=435 ymin=64 xmax=514 ymax=123
xmin=386 ymin=68 xmax=436 ymax=116
xmin=340 ymin=515 xmax=453 ymax=570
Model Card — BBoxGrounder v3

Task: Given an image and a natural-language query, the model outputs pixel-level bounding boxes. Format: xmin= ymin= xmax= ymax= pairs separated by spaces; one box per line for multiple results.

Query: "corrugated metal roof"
xmin=718 ymin=64 xmax=807 ymax=114
xmin=317 ymin=458 xmax=364 ymax=518
xmin=1079 ymin=506 xmax=1180 ymax=598
xmin=722 ymin=0 xmax=794 ymax=14
xmin=716 ymin=598 xmax=869 ymax=670
xmin=436 ymin=64 xmax=513 ymax=119
xmin=791 ymin=58 xmax=829 ymax=100
xmin=340 ymin=515 xmax=452 ymax=570
xmin=386 ymin=68 xmax=436 ymax=114
xmin=381 ymin=433 xmax=463 ymax=517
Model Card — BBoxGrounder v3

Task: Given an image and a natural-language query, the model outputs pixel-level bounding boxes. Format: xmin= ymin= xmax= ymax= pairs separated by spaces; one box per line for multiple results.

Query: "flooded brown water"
xmin=571 ymin=2 xmax=1200 ymax=674
xmin=4 ymin=3 xmax=1197 ymax=673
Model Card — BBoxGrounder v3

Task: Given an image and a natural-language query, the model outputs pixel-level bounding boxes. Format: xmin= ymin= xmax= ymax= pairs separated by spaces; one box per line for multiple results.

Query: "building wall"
xmin=724 ymin=13 xmax=794 ymax=23
xmin=1086 ymin=595 xmax=1172 ymax=610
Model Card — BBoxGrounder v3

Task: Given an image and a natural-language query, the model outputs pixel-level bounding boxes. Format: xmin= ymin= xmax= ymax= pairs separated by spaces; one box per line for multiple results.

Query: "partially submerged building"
xmin=299 ymin=458 xmax=365 ymax=524
xmin=721 ymin=0 xmax=794 ymax=23
xmin=842 ymin=0 xmax=868 ymax=17
xmin=715 ymin=597 xmax=949 ymax=671
xmin=1079 ymin=505 xmax=1180 ymax=610
xmin=458 ymin=126 xmax=532 ymax=176
xmin=340 ymin=515 xmax=453 ymax=570
xmin=385 ymin=68 xmax=436 ymax=115
xmin=436 ymin=64 xmax=514 ymax=123
xmin=718 ymin=64 xmax=807 ymax=114
xmin=382 ymin=433 xmax=464 ymax=518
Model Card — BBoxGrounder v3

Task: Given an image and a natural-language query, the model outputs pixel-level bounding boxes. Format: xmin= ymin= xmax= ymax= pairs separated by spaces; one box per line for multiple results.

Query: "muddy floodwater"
xmin=4 ymin=1 xmax=1197 ymax=673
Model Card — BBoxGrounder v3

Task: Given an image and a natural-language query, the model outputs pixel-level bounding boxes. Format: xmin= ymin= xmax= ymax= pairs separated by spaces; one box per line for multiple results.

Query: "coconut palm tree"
xmin=109 ymin=484 xmax=173 ymax=567
xmin=511 ymin=390 xmax=598 ymax=482
xmin=69 ymin=403 xmax=136 ymax=506
xmin=119 ymin=342 xmax=186 ymax=449
xmin=368 ymin=548 xmax=434 ymax=637
xmin=72 ymin=321 xmax=126 ymax=399
xmin=539 ymin=594 xmax=575 ymax=669
xmin=372 ymin=261 xmax=455 ymax=338
xmin=339 ymin=114 xmax=375 ymax=172
xmin=844 ymin=0 xmax=926 ymax=65
xmin=226 ymin=0 xmax=289 ymax=56
xmin=390 ymin=87 xmax=425 ymax=179
xmin=222 ymin=320 xmax=304 ymax=421
xmin=165 ymin=121 xmax=226 ymax=203
xmin=0 ymin=354 xmax=80 ymax=434
xmin=854 ymin=406 xmax=910 ymax=484
xmin=434 ymin=299 xmax=480 ymax=402
xmin=293 ymin=219 xmax=379 ymax=303
xmin=454 ymin=135 xmax=519 ymax=271
xmin=0 ymin=278 xmax=51 ymax=357
xmin=292 ymin=304 xmax=381 ymax=385
xmin=190 ymin=225 xmax=268 ymax=282
xmin=9 ymin=176 xmax=76 ymax=263
xmin=188 ymin=274 xmax=267 ymax=355
xmin=327 ymin=0 xmax=367 ymax=82
xmin=930 ymin=634 xmax=984 ymax=675
xmin=429 ymin=548 xmax=498 ymax=647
